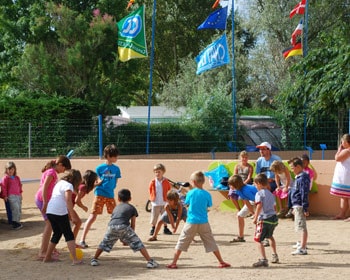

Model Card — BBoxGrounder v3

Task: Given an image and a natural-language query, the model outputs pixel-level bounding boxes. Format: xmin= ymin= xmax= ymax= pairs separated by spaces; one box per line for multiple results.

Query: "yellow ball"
xmin=70 ymin=248 xmax=84 ymax=261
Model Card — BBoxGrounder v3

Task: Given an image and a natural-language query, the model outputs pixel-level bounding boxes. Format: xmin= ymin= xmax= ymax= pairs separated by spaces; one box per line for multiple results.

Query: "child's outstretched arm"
xmin=173 ymin=203 xmax=183 ymax=233
xmin=75 ymin=190 xmax=88 ymax=212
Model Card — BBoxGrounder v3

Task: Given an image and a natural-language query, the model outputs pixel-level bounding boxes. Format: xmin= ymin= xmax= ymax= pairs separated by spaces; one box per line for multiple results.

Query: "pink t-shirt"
xmin=35 ymin=168 xmax=58 ymax=202
xmin=1 ymin=175 xmax=22 ymax=197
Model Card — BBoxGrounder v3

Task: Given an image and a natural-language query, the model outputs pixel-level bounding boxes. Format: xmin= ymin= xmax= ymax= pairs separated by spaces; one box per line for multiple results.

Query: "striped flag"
xmin=291 ymin=19 xmax=303 ymax=46
xmin=282 ymin=42 xmax=303 ymax=60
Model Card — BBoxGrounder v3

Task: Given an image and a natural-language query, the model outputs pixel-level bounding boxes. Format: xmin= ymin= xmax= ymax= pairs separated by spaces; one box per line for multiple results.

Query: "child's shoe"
xmin=291 ymin=248 xmax=307 ymax=255
xmin=91 ymin=258 xmax=99 ymax=266
xmin=271 ymin=254 xmax=279 ymax=263
xmin=147 ymin=259 xmax=158 ymax=268
xmin=252 ymin=259 xmax=268 ymax=267
xmin=163 ymin=227 xmax=172 ymax=235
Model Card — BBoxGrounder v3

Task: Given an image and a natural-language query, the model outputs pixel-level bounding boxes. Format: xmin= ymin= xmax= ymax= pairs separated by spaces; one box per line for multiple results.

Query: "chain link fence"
xmin=0 ymin=115 xmax=348 ymax=158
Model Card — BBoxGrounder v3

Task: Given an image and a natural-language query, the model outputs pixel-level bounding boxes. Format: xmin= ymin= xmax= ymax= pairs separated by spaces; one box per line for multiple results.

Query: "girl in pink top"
xmin=35 ymin=156 xmax=71 ymax=260
xmin=1 ymin=162 xmax=23 ymax=230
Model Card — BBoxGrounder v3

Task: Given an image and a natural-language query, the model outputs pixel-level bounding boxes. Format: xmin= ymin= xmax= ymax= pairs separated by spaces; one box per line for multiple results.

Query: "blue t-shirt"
xmin=95 ymin=163 xmax=121 ymax=198
xmin=185 ymin=188 xmax=212 ymax=224
xmin=236 ymin=184 xmax=258 ymax=201
xmin=255 ymin=154 xmax=282 ymax=179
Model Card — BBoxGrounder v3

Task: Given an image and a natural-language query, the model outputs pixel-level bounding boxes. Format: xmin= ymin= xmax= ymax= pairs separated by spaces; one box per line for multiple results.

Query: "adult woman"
xmin=330 ymin=134 xmax=350 ymax=221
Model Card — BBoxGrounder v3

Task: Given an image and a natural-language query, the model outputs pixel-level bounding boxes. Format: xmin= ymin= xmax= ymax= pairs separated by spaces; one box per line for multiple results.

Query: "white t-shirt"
xmin=46 ymin=180 xmax=73 ymax=216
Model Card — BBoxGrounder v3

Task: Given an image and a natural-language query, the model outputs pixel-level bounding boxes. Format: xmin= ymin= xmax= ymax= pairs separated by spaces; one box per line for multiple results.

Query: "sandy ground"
xmin=1 ymin=198 xmax=350 ymax=280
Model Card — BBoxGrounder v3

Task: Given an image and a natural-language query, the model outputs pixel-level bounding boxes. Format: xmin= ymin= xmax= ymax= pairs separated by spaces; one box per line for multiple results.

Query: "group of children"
xmin=0 ymin=144 xmax=315 ymax=269
xmin=227 ymin=152 xmax=314 ymax=267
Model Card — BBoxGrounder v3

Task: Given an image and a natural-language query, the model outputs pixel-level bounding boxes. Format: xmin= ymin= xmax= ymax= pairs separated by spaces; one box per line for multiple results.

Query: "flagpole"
xmin=146 ymin=2 xmax=157 ymax=154
xmin=303 ymin=0 xmax=309 ymax=148
xmin=231 ymin=1 xmax=237 ymax=151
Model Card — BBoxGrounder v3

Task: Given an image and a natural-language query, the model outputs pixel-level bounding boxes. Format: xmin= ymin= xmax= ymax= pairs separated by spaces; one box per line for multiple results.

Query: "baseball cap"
xmin=256 ymin=142 xmax=271 ymax=150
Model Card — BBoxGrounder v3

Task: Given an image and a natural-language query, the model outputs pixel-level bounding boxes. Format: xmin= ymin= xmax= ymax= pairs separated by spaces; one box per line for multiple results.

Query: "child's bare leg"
xmin=38 ymin=220 xmax=52 ymax=258
xmin=238 ymin=215 xmax=245 ymax=238
xmin=140 ymin=247 xmax=152 ymax=262
xmin=168 ymin=249 xmax=182 ymax=266
xmin=230 ymin=198 xmax=241 ymax=211
xmin=67 ymin=240 xmax=82 ymax=265
xmin=269 ymin=236 xmax=277 ymax=255
xmin=80 ymin=213 xmax=97 ymax=243
xmin=43 ymin=242 xmax=56 ymax=262
xmin=93 ymin=248 xmax=103 ymax=260
xmin=257 ymin=242 xmax=267 ymax=259
xmin=300 ymin=229 xmax=308 ymax=249
xmin=149 ymin=220 xmax=163 ymax=240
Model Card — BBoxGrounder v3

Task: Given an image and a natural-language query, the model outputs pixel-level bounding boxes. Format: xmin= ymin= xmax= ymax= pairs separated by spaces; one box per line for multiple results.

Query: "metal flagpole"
xmin=231 ymin=0 xmax=237 ymax=151
xmin=303 ymin=0 xmax=309 ymax=148
xmin=146 ymin=1 xmax=157 ymax=154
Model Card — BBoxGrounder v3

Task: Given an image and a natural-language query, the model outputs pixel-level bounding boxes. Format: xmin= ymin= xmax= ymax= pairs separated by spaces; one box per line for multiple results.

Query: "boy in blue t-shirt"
xmin=79 ymin=144 xmax=121 ymax=248
xmin=166 ymin=171 xmax=230 ymax=269
xmin=228 ymin=175 xmax=257 ymax=242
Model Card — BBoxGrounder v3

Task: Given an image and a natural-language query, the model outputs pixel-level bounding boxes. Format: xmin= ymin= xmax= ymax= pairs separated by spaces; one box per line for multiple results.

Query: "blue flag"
xmin=195 ymin=34 xmax=230 ymax=75
xmin=197 ymin=6 xmax=228 ymax=30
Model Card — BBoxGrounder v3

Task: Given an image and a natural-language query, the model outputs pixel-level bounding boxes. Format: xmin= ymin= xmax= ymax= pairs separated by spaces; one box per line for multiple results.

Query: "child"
xmin=148 ymin=190 xmax=187 ymax=241
xmin=289 ymin=157 xmax=310 ymax=255
xmin=90 ymin=188 xmax=158 ymax=268
xmin=301 ymin=154 xmax=317 ymax=190
xmin=227 ymin=175 xmax=257 ymax=243
xmin=1 ymin=162 xmax=23 ymax=230
xmin=71 ymin=170 xmax=99 ymax=243
xmin=234 ymin=150 xmax=254 ymax=184
xmin=79 ymin=144 xmax=121 ymax=248
xmin=252 ymin=174 xmax=279 ymax=267
xmin=43 ymin=169 xmax=83 ymax=265
xmin=166 ymin=171 xmax=230 ymax=269
xmin=148 ymin=163 xmax=172 ymax=236
xmin=270 ymin=160 xmax=292 ymax=218
xmin=35 ymin=156 xmax=72 ymax=259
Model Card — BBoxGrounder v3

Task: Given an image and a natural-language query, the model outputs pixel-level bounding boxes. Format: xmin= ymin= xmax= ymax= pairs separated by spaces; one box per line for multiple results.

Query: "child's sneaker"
xmin=252 ymin=259 xmax=268 ymax=267
xmin=91 ymin=258 xmax=99 ymax=266
xmin=79 ymin=241 xmax=88 ymax=248
xmin=291 ymin=248 xmax=307 ymax=255
xmin=163 ymin=227 xmax=172 ymax=235
xmin=147 ymin=259 xmax=159 ymax=268
xmin=271 ymin=254 xmax=279 ymax=263
xmin=150 ymin=227 xmax=155 ymax=236
xmin=292 ymin=242 xmax=308 ymax=249
xmin=12 ymin=222 xmax=23 ymax=230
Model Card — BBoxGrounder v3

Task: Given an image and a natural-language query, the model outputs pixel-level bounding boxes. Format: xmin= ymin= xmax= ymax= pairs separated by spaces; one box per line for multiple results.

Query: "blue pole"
xmin=146 ymin=1 xmax=157 ymax=154
xmin=231 ymin=1 xmax=236 ymax=151
xmin=98 ymin=114 xmax=103 ymax=159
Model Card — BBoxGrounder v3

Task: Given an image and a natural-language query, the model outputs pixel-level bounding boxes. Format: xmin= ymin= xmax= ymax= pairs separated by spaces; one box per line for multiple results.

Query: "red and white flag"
xmin=289 ymin=0 xmax=306 ymax=19
xmin=291 ymin=19 xmax=303 ymax=46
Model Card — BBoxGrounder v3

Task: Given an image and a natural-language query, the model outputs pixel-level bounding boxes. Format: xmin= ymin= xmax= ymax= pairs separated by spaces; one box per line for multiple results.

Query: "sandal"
xmin=166 ymin=263 xmax=178 ymax=269
xmin=219 ymin=262 xmax=231 ymax=268
xmin=230 ymin=237 xmax=245 ymax=243
xmin=148 ymin=236 xmax=157 ymax=242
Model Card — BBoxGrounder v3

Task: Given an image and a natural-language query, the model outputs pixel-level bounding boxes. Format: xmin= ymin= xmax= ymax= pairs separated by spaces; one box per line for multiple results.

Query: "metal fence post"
xmin=98 ymin=115 xmax=103 ymax=159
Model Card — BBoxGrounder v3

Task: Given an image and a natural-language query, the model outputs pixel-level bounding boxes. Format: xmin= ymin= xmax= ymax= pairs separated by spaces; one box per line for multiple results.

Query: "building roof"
xmin=118 ymin=106 xmax=185 ymax=122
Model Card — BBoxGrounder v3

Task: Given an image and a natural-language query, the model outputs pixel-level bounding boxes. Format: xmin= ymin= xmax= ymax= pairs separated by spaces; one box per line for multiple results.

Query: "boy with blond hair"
xmin=167 ymin=171 xmax=230 ymax=269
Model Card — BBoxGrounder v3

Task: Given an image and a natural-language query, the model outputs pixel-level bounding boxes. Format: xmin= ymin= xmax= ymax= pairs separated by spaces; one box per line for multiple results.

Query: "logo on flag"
xmin=197 ymin=6 xmax=228 ymax=30
xmin=117 ymin=5 xmax=148 ymax=62
xmin=195 ymin=34 xmax=230 ymax=75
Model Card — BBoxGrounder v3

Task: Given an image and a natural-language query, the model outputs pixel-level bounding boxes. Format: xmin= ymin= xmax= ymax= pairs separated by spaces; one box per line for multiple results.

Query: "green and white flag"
xmin=117 ymin=5 xmax=148 ymax=62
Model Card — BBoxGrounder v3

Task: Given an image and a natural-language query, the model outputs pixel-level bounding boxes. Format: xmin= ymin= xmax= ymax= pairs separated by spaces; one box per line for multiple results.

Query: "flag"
xmin=195 ymin=34 xmax=230 ymax=75
xmin=213 ymin=0 xmax=232 ymax=16
xmin=282 ymin=42 xmax=302 ymax=60
xmin=197 ymin=6 xmax=228 ymax=30
xmin=290 ymin=0 xmax=306 ymax=19
xmin=291 ymin=19 xmax=303 ymax=46
xmin=117 ymin=5 xmax=148 ymax=62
